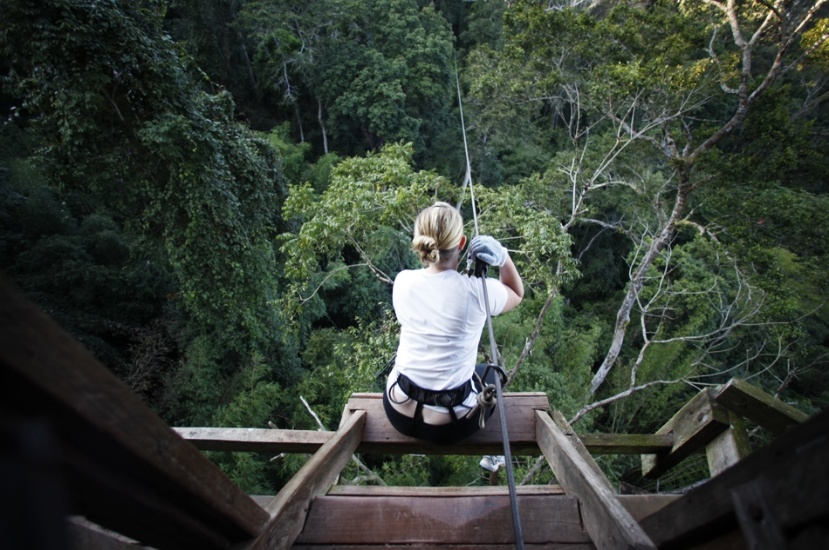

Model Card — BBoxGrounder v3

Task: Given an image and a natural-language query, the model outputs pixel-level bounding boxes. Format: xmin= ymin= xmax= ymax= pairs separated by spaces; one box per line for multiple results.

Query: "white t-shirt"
xmin=388 ymin=268 xmax=508 ymax=411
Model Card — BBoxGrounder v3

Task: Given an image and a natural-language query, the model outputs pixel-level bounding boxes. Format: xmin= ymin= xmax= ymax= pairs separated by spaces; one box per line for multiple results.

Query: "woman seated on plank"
xmin=384 ymin=201 xmax=524 ymax=444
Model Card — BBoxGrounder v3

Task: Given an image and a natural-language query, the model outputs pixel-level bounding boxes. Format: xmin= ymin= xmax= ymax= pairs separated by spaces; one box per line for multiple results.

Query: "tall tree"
xmin=467 ymin=0 xmax=828 ymax=399
xmin=236 ymin=0 xmax=456 ymax=158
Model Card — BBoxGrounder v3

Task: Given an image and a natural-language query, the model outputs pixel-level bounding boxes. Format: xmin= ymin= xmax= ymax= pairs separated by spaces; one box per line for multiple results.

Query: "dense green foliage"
xmin=2 ymin=0 xmax=827 ymax=492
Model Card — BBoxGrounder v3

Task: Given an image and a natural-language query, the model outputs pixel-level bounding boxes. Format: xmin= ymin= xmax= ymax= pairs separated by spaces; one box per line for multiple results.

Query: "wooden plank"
xmin=178 ymin=426 xmax=673 ymax=456
xmin=343 ymin=392 xmax=550 ymax=455
xmin=641 ymin=389 xmax=730 ymax=479
xmin=640 ymin=407 xmax=828 ymax=548
xmin=0 ymin=274 xmax=267 ymax=549
xmin=579 ymin=433 xmax=674 ymax=455
xmin=293 ymin=493 xmax=590 ymax=546
xmin=292 ymin=544 xmax=595 ymax=549
xmin=706 ymin=412 xmax=751 ymax=477
xmin=714 ymin=378 xmax=809 ymax=434
xmin=67 ymin=516 xmax=148 ymax=550
xmin=248 ymin=409 xmax=366 ymax=550
xmin=325 ymin=484 xmax=566 ymax=497
xmin=536 ymin=412 xmax=656 ymax=550
xmin=173 ymin=427 xmax=331 ymax=453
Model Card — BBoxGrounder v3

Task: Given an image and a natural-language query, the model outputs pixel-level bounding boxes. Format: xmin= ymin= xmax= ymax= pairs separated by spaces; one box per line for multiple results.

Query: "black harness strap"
xmin=392 ymin=373 xmax=477 ymax=430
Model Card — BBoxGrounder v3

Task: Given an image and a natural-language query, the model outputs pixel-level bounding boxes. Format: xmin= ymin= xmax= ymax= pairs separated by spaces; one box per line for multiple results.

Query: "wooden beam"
xmin=172 ymin=427 xmax=331 ymax=453
xmin=341 ymin=392 xmax=550 ymax=455
xmin=549 ymin=411 xmax=614 ymax=489
xmin=325 ymin=484 xmax=566 ymax=497
xmin=641 ymin=388 xmax=730 ymax=479
xmin=178 ymin=425 xmax=675 ymax=456
xmin=292 ymin=492 xmax=590 ymax=546
xmin=248 ymin=485 xmax=568 ymax=512
xmin=0 ymin=274 xmax=267 ymax=549
xmin=714 ymin=377 xmax=809 ymax=434
xmin=536 ymin=411 xmax=656 ymax=550
xmin=247 ymin=409 xmax=366 ymax=550
xmin=639 ymin=407 xmax=828 ymax=548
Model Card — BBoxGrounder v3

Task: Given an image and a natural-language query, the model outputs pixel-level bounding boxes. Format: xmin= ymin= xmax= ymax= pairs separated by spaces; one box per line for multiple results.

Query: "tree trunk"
xmin=318 ymin=99 xmax=328 ymax=154
xmin=590 ymin=167 xmax=691 ymax=394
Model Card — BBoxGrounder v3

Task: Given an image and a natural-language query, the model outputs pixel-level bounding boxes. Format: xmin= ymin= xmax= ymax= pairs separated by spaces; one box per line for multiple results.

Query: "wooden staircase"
xmin=2 ymin=273 xmax=827 ymax=549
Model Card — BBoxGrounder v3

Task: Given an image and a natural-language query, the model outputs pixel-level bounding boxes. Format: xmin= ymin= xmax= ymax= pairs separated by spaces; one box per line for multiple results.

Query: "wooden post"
xmin=706 ymin=412 xmax=751 ymax=477
xmin=536 ymin=411 xmax=656 ymax=550
xmin=247 ymin=409 xmax=366 ymax=550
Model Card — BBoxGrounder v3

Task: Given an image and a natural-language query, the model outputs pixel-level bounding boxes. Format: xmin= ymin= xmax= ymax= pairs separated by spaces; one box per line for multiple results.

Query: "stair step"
xmin=291 ymin=487 xmax=594 ymax=548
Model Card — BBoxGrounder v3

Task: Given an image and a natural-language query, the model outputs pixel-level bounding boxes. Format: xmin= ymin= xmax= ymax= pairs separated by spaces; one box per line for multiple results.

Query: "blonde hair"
xmin=412 ymin=202 xmax=464 ymax=264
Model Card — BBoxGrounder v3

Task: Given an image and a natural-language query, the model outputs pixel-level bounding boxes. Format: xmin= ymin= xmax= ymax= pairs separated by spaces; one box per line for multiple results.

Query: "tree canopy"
xmin=2 ymin=0 xmax=827 ymax=492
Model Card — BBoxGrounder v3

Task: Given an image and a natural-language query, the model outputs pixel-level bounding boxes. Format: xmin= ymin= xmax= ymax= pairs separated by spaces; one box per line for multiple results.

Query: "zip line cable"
xmin=454 ymin=63 xmax=525 ymax=550
xmin=454 ymin=66 xmax=479 ymax=238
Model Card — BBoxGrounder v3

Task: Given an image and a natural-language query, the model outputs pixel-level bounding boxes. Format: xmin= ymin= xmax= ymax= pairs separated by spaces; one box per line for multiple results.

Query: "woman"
xmin=384 ymin=202 xmax=524 ymax=444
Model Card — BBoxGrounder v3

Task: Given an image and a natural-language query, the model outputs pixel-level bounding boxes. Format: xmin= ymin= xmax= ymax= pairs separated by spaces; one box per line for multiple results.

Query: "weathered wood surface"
xmin=714 ymin=377 xmax=809 ymax=434
xmin=640 ymin=407 xmax=828 ymax=549
xmin=536 ymin=412 xmax=656 ymax=550
xmin=705 ymin=412 xmax=751 ymax=477
xmin=176 ymin=425 xmax=675 ymax=456
xmin=0 ymin=274 xmax=267 ymax=549
xmin=641 ymin=389 xmax=730 ymax=479
xmin=299 ymin=486 xmax=677 ymax=525
xmin=292 ymin=544 xmax=594 ymax=549
xmin=550 ymin=411 xmax=614 ymax=489
xmin=248 ymin=410 xmax=366 ymax=550
xmin=293 ymin=492 xmax=591 ymax=546
xmin=731 ymin=479 xmax=787 ymax=549
xmin=338 ymin=392 xmax=550 ymax=455
xmin=172 ymin=427 xmax=330 ymax=453
xmin=325 ymin=484 xmax=566 ymax=497
xmin=250 ymin=485 xmax=567 ymax=510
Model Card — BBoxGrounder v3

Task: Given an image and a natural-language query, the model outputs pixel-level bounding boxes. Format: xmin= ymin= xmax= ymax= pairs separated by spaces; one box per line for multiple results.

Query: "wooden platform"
xmin=3 ymin=274 xmax=826 ymax=550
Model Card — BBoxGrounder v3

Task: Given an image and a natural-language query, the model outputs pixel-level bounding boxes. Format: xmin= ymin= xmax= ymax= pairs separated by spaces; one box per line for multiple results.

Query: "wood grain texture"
xmin=340 ymin=392 xmax=550 ymax=455
xmin=294 ymin=493 xmax=590 ymax=545
xmin=714 ymin=378 xmax=808 ymax=434
xmin=536 ymin=412 xmax=656 ymax=550
xmin=641 ymin=389 xmax=730 ymax=479
xmin=173 ymin=427 xmax=331 ymax=452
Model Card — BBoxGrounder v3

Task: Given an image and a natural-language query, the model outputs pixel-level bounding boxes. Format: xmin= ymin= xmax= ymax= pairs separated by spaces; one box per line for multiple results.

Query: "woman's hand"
xmin=469 ymin=235 xmax=507 ymax=267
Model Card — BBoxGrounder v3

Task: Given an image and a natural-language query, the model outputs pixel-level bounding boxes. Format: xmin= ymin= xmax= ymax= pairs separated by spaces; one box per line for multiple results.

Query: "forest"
xmin=1 ymin=0 xmax=827 ymax=494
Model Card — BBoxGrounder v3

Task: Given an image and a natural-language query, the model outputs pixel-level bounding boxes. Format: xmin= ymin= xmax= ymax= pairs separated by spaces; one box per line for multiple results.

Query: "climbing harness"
xmin=390 ymin=372 xmax=478 ymax=431
xmin=454 ymin=64 xmax=525 ymax=550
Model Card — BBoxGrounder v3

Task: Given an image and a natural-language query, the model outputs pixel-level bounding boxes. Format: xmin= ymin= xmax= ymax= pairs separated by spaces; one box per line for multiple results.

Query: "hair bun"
xmin=412 ymin=235 xmax=439 ymax=263
xmin=412 ymin=202 xmax=464 ymax=265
